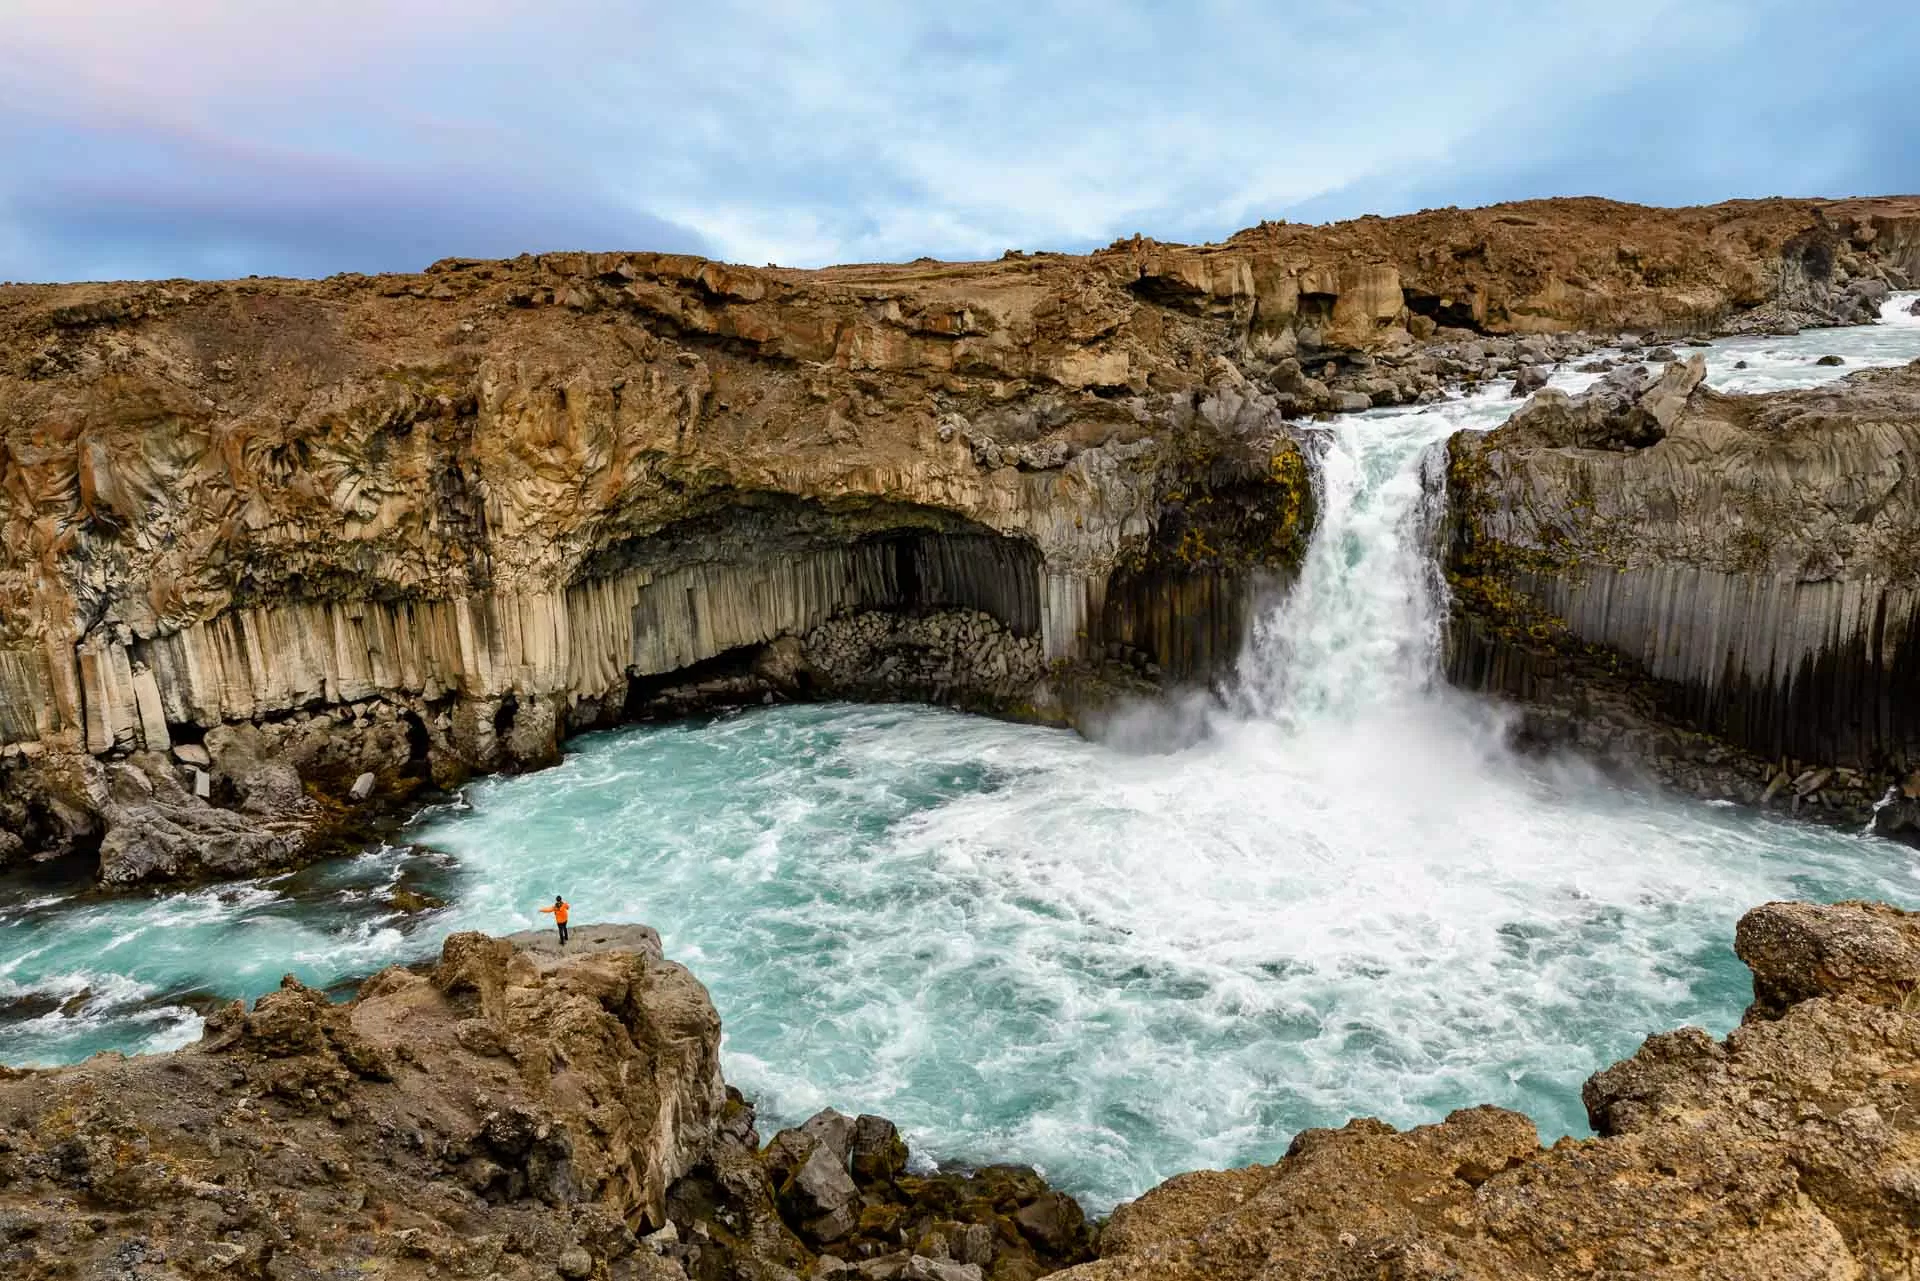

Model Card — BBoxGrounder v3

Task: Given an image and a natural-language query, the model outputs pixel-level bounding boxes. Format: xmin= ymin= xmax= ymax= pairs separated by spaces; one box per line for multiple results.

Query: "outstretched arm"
xmin=538 ymin=905 xmax=556 ymax=915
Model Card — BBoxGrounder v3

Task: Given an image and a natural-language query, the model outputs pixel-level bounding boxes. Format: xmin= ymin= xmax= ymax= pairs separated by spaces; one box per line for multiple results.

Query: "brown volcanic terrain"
xmin=4 ymin=902 xmax=1920 ymax=1280
xmin=0 ymin=194 xmax=1916 ymax=883
xmin=0 ymin=924 xmax=1096 ymax=1281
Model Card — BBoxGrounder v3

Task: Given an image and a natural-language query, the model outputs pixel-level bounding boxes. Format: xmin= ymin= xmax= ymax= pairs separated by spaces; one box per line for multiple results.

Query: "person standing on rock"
xmin=539 ymin=895 xmax=570 ymax=946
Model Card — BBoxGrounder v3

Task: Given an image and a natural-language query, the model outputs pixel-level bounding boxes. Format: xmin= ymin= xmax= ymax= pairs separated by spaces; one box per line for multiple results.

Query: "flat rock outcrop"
xmin=0 ymin=924 xmax=1095 ymax=1281
xmin=1445 ymin=356 xmax=1920 ymax=827
xmin=3 ymin=195 xmax=1916 ymax=882
xmin=1059 ymin=899 xmax=1920 ymax=1280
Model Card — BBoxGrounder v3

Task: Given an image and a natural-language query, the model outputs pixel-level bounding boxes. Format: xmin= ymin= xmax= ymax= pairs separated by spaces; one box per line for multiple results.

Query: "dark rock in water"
xmin=1648 ymin=345 xmax=1678 ymax=361
xmin=1735 ymin=359 xmax=1750 ymax=368
xmin=1577 ymin=359 xmax=1614 ymax=373
xmin=0 ymin=990 xmax=63 ymax=1024
xmin=1873 ymin=774 xmax=1920 ymax=846
xmin=1816 ymin=353 xmax=1846 ymax=365
xmin=1908 ymin=297 xmax=1920 ymax=317
xmin=1508 ymin=364 xmax=1548 ymax=397
xmin=1836 ymin=277 xmax=1890 ymax=324
xmin=851 ymin=1112 xmax=911 ymax=1185
xmin=385 ymin=887 xmax=445 ymax=915
xmin=86 ymin=753 xmax=310 ymax=887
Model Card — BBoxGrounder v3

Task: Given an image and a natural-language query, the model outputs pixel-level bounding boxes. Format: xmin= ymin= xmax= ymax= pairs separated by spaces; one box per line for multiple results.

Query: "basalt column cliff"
xmin=2 ymin=196 xmax=1916 ymax=882
xmin=1445 ymin=356 xmax=1920 ymax=831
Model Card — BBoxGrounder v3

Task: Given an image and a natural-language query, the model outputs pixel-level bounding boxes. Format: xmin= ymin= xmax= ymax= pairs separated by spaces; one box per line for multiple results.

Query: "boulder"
xmin=1734 ymin=899 xmax=1920 ymax=1019
xmin=95 ymin=755 xmax=302 ymax=885
xmin=1013 ymin=1190 xmax=1090 ymax=1256
xmin=1497 ymin=354 xmax=1705 ymax=452
xmin=1816 ymin=353 xmax=1846 ymax=365
xmin=799 ymin=1106 xmax=856 ymax=1168
xmin=850 ymin=1113 xmax=910 ymax=1185
xmin=784 ymin=1142 xmax=861 ymax=1243
xmin=1508 ymin=364 xmax=1548 ymax=397
xmin=1836 ymin=276 xmax=1890 ymax=323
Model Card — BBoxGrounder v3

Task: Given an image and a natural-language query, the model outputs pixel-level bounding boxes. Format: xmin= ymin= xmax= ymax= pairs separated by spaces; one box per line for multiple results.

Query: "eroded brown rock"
xmin=1734 ymin=899 xmax=1920 ymax=1020
xmin=1062 ymin=900 xmax=1920 ymax=1281
xmin=0 ymin=924 xmax=1095 ymax=1281
xmin=0 ymin=925 xmax=724 ymax=1279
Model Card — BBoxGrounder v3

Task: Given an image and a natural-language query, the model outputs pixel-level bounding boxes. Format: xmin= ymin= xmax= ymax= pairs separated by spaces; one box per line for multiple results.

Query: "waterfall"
xmin=1233 ymin=413 xmax=1459 ymax=726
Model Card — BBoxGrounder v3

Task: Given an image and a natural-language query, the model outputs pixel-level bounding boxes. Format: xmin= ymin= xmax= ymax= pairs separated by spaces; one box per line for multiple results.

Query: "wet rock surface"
xmin=1060 ymin=900 xmax=1920 ymax=1281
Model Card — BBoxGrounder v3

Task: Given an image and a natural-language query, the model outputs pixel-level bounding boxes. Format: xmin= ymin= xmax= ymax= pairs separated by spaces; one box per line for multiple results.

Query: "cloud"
xmin=1 ymin=0 xmax=1915 ymax=280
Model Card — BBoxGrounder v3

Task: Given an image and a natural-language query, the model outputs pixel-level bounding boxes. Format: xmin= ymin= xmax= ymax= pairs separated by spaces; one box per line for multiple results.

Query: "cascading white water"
xmin=3 ymin=296 xmax=1918 ymax=1212
xmin=1234 ymin=414 xmax=1453 ymax=722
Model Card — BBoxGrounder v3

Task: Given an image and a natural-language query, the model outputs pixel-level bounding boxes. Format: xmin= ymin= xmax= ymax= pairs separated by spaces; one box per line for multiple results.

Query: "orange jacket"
xmin=539 ymin=901 xmax=570 ymax=924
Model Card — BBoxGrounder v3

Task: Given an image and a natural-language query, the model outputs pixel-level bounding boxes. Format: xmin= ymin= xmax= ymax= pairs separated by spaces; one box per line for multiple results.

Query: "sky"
xmin=1 ymin=0 xmax=1916 ymax=282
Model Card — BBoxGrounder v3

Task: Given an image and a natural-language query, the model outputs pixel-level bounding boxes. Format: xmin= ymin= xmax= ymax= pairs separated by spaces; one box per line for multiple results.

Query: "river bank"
xmin=4 ymin=901 xmax=1918 ymax=1279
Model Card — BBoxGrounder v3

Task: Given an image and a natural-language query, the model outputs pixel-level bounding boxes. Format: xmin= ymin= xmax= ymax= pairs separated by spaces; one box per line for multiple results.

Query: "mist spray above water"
xmin=3 ymin=298 xmax=1918 ymax=1211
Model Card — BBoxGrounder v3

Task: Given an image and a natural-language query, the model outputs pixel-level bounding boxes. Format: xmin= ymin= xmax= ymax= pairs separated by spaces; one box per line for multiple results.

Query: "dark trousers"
xmin=557 ymin=921 xmax=569 ymax=945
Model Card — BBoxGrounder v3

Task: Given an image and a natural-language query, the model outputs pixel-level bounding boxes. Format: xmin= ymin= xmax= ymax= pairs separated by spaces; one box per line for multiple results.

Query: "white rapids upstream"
xmin=2 ymin=295 xmax=1918 ymax=1212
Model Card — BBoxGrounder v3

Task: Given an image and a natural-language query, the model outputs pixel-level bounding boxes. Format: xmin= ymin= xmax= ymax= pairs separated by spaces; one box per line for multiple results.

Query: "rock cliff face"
xmin=1445 ymin=356 xmax=1920 ymax=829
xmin=3 ymin=194 xmax=1917 ymax=881
xmin=0 ymin=925 xmax=1096 ymax=1281
xmin=1061 ymin=900 xmax=1920 ymax=1280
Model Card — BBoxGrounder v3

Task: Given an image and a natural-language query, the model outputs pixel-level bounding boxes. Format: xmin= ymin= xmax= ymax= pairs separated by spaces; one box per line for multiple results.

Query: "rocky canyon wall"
xmin=1445 ymin=356 xmax=1920 ymax=829
xmin=3 ymin=194 xmax=1918 ymax=881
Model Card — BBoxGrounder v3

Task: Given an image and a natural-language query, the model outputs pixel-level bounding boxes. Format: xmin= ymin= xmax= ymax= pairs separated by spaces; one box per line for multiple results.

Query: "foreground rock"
xmin=0 ymin=925 xmax=1091 ymax=1280
xmin=1446 ymin=356 xmax=1920 ymax=829
xmin=1060 ymin=900 xmax=1920 ymax=1280
xmin=3 ymin=196 xmax=1918 ymax=883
